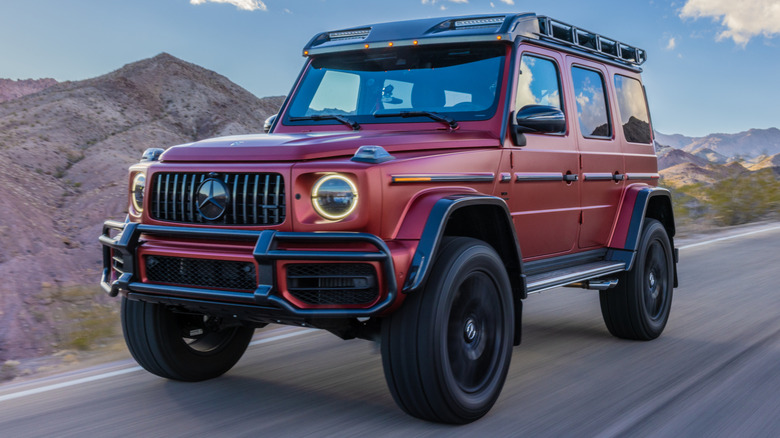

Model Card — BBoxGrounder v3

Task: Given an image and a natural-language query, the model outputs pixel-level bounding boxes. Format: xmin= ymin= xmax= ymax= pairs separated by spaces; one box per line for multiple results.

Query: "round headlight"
xmin=131 ymin=173 xmax=145 ymax=213
xmin=311 ymin=175 xmax=358 ymax=220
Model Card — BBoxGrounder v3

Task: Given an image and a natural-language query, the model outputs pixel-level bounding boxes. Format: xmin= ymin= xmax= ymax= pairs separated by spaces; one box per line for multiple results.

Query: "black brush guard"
xmin=99 ymin=220 xmax=398 ymax=318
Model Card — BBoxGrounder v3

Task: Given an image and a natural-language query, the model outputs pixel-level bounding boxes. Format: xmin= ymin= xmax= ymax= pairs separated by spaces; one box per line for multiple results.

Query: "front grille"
xmin=286 ymin=263 xmax=379 ymax=305
xmin=149 ymin=172 xmax=285 ymax=225
xmin=145 ymin=256 xmax=257 ymax=291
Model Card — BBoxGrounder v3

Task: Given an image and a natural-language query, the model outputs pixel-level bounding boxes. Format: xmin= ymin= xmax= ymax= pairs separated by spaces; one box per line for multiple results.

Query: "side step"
xmin=526 ymin=261 xmax=625 ymax=294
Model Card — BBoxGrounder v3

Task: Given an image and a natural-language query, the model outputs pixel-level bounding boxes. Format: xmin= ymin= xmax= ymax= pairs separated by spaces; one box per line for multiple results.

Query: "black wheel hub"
xmin=643 ymin=241 xmax=668 ymax=320
xmin=176 ymin=313 xmax=239 ymax=354
xmin=447 ymin=271 xmax=503 ymax=393
xmin=463 ymin=317 xmax=478 ymax=343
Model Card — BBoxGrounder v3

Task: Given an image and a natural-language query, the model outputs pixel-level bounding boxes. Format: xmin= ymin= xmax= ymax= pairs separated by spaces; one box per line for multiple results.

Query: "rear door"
xmin=565 ymin=56 xmax=625 ymax=249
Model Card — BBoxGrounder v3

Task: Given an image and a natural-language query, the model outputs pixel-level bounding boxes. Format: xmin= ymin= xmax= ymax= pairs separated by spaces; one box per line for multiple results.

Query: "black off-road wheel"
xmin=600 ymin=218 xmax=674 ymax=340
xmin=381 ymin=237 xmax=514 ymax=424
xmin=121 ymin=297 xmax=254 ymax=381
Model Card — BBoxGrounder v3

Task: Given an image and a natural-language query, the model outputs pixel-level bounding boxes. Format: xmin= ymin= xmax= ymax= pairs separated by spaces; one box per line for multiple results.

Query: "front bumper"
xmin=99 ymin=220 xmax=398 ymax=318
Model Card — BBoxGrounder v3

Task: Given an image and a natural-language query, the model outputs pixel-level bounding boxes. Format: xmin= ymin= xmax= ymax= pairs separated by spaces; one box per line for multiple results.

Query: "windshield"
xmin=286 ymin=44 xmax=506 ymax=127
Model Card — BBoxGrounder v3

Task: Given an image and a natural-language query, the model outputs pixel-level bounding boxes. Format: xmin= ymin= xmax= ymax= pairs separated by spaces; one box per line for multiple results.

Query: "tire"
xmin=121 ymin=297 xmax=254 ymax=381
xmin=600 ymin=218 xmax=674 ymax=340
xmin=381 ymin=237 xmax=514 ymax=424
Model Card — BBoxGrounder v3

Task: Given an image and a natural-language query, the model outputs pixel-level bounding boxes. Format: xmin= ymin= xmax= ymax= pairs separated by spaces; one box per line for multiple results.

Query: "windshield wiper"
xmin=374 ymin=111 xmax=459 ymax=130
xmin=289 ymin=114 xmax=360 ymax=131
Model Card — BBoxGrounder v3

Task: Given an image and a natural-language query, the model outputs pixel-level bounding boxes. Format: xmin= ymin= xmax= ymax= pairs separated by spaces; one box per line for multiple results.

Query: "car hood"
xmin=159 ymin=130 xmax=500 ymax=162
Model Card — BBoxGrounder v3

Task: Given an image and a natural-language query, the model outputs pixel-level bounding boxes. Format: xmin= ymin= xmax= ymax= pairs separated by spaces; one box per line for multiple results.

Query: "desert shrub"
xmin=51 ymin=286 xmax=120 ymax=351
xmin=660 ymin=181 xmax=707 ymax=226
xmin=704 ymin=169 xmax=780 ymax=226
xmin=63 ymin=304 xmax=118 ymax=350
xmin=1 ymin=360 xmax=20 ymax=381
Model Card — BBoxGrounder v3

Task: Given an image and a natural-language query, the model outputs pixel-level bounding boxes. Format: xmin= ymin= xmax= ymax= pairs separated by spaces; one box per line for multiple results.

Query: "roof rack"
xmin=536 ymin=16 xmax=646 ymax=66
xmin=301 ymin=13 xmax=648 ymax=68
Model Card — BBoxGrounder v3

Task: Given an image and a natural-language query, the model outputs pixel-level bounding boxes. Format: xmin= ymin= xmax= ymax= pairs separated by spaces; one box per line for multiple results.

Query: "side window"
xmin=614 ymin=75 xmax=652 ymax=144
xmin=571 ymin=66 xmax=611 ymax=138
xmin=515 ymin=55 xmax=562 ymax=110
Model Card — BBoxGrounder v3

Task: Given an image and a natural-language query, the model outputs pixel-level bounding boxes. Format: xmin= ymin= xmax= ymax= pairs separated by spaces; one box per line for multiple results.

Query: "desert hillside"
xmin=0 ymin=53 xmax=283 ymax=360
xmin=0 ymin=78 xmax=58 ymax=104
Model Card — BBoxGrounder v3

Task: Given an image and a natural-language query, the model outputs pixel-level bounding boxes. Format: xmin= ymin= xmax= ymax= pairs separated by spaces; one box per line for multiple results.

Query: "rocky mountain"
xmin=682 ymin=128 xmax=780 ymax=159
xmin=655 ymin=127 xmax=780 ymax=187
xmin=659 ymin=162 xmax=721 ymax=186
xmin=655 ymin=128 xmax=780 ymax=160
xmin=660 ymin=161 xmax=750 ymax=187
xmin=0 ymin=78 xmax=58 ymax=103
xmin=657 ymin=146 xmax=711 ymax=170
xmin=0 ymin=53 xmax=284 ymax=361
xmin=690 ymin=148 xmax=729 ymax=164
xmin=653 ymin=131 xmax=695 ymax=149
xmin=749 ymin=153 xmax=780 ymax=173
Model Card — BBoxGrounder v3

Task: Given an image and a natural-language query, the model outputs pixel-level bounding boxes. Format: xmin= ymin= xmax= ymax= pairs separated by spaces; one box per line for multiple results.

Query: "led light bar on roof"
xmin=453 ymin=16 xmax=504 ymax=28
xmin=328 ymin=28 xmax=371 ymax=41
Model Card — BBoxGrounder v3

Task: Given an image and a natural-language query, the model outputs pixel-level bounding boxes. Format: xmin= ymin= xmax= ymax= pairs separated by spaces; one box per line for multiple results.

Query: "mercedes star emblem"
xmin=196 ymin=178 xmax=230 ymax=221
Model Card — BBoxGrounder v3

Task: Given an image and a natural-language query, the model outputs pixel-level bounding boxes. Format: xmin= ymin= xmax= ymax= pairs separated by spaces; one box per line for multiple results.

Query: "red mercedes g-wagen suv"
xmin=100 ymin=13 xmax=678 ymax=423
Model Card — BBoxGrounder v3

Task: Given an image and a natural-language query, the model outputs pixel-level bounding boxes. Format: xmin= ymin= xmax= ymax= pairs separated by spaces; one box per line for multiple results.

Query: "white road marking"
xmin=0 ymin=367 xmax=143 ymax=403
xmin=678 ymin=225 xmax=780 ymax=250
xmin=0 ymin=328 xmax=313 ymax=404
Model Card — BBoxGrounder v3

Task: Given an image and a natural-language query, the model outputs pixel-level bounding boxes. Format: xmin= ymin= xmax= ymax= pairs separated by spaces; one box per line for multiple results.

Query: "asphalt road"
xmin=2 ymin=224 xmax=780 ymax=437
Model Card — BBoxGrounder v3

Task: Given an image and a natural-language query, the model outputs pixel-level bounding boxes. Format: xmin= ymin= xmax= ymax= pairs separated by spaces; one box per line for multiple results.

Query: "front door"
xmin=506 ymin=48 xmax=580 ymax=259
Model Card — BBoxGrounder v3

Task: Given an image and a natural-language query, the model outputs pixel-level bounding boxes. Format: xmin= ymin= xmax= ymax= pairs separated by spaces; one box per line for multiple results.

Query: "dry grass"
xmin=48 ymin=286 xmax=121 ymax=352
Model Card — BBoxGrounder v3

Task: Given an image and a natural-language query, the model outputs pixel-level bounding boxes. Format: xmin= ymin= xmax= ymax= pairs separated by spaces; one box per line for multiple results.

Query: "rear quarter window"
xmin=614 ymin=75 xmax=652 ymax=144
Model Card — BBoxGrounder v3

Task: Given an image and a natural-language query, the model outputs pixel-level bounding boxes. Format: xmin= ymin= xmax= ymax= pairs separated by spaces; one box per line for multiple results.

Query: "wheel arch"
xmin=646 ymin=192 xmax=676 ymax=240
xmin=608 ymin=185 xmax=678 ymax=287
xmin=399 ymin=195 xmax=525 ymax=345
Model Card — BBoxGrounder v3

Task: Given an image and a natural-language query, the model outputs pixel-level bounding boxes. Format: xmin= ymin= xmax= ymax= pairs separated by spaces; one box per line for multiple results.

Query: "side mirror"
xmin=263 ymin=114 xmax=278 ymax=133
xmin=515 ymin=105 xmax=566 ymax=134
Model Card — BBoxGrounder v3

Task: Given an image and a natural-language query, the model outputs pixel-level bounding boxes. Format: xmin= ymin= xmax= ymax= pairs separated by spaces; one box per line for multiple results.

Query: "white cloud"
xmin=515 ymin=58 xmax=536 ymax=109
xmin=615 ymin=77 xmax=648 ymax=125
xmin=190 ymin=0 xmax=267 ymax=12
xmin=500 ymin=0 xmax=515 ymax=4
xmin=666 ymin=36 xmax=677 ymax=50
xmin=680 ymin=0 xmax=780 ymax=46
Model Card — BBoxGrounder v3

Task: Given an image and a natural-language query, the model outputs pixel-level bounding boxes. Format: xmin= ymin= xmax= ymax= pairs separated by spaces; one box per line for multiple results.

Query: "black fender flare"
xmin=401 ymin=195 xmax=523 ymax=293
xmin=607 ymin=185 xmax=678 ymax=286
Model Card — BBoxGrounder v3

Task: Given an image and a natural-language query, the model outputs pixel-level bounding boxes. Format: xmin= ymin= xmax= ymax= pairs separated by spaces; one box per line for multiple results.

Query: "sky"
xmin=1 ymin=0 xmax=778 ymax=137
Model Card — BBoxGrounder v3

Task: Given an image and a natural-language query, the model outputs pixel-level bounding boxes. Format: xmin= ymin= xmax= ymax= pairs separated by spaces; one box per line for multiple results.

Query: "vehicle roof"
xmin=302 ymin=13 xmax=646 ymax=70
